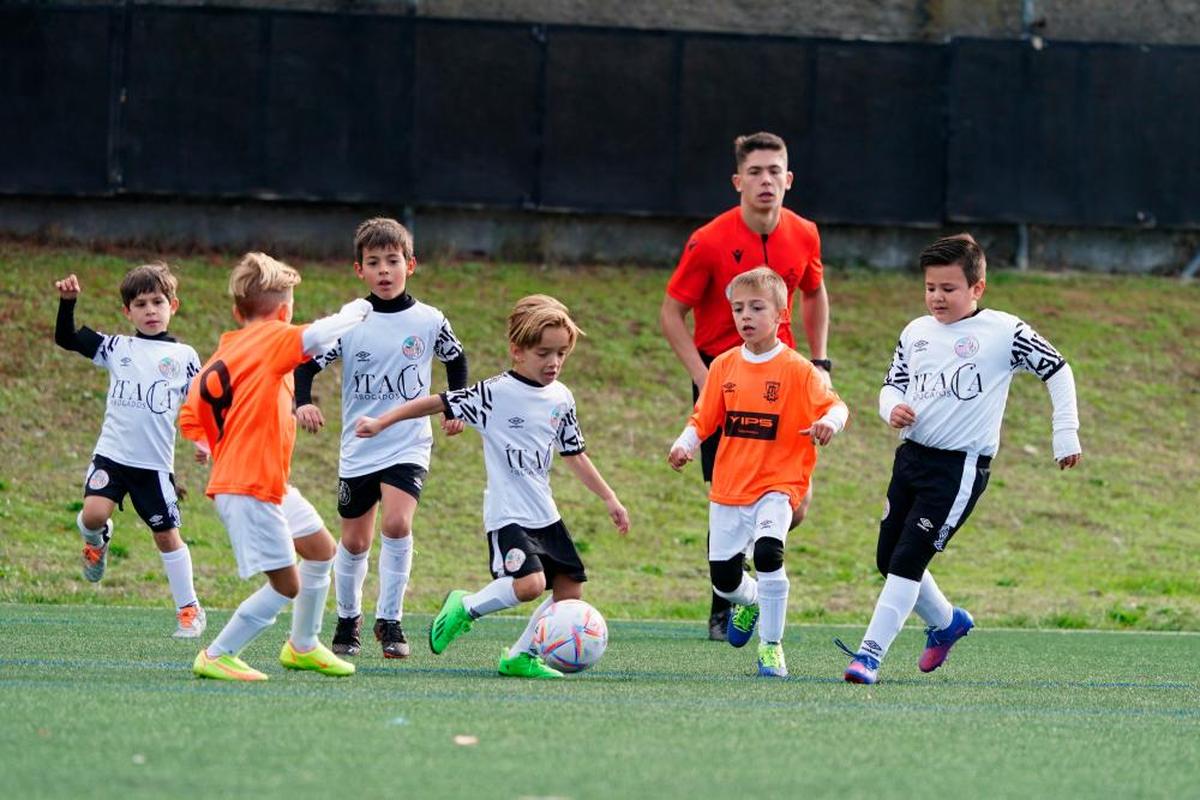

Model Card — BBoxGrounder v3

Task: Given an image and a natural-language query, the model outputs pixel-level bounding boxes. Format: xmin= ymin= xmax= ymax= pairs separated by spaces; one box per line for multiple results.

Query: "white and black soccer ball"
xmin=532 ymin=599 xmax=608 ymax=673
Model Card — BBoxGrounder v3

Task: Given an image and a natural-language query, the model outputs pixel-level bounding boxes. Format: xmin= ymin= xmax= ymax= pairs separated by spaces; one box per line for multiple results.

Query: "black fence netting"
xmin=1 ymin=6 xmax=1197 ymax=228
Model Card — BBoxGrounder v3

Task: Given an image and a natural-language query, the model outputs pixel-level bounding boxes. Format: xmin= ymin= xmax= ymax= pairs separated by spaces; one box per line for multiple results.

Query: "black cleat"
xmin=374 ymin=618 xmax=411 ymax=659
xmin=708 ymin=608 xmax=730 ymax=642
xmin=332 ymin=614 xmax=363 ymax=656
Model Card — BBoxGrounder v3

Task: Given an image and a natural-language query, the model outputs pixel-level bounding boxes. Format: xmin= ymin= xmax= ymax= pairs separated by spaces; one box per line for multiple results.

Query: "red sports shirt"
xmin=666 ymin=207 xmax=823 ymax=357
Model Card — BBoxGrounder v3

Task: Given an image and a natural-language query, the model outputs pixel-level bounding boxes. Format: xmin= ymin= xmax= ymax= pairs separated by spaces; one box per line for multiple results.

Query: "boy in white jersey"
xmin=668 ymin=267 xmax=848 ymax=677
xmin=294 ymin=218 xmax=468 ymax=659
xmin=54 ymin=265 xmax=206 ymax=638
xmin=839 ymin=234 xmax=1082 ymax=684
xmin=356 ymin=295 xmax=630 ymax=678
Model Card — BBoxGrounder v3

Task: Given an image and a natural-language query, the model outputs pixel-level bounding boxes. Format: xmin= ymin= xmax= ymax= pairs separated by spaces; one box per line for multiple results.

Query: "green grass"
xmin=1 ymin=604 xmax=1198 ymax=799
xmin=0 ymin=242 xmax=1198 ymax=629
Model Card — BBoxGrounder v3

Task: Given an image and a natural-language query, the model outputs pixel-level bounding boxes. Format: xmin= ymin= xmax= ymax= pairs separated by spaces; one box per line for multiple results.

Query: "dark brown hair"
xmin=354 ymin=217 xmax=413 ymax=264
xmin=120 ymin=262 xmax=178 ymax=306
xmin=734 ymin=132 xmax=787 ymax=169
xmin=919 ymin=233 xmax=987 ymax=286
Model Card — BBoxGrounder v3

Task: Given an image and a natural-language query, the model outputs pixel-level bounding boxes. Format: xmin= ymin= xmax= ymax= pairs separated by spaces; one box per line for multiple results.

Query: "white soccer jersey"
xmin=442 ymin=371 xmax=586 ymax=532
xmin=91 ymin=333 xmax=202 ymax=471
xmin=312 ymin=298 xmax=463 ymax=476
xmin=880 ymin=309 xmax=1067 ymax=456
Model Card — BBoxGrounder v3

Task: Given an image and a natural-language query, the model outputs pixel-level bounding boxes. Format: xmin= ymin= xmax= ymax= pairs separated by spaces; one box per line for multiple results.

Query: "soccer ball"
xmin=532 ymin=599 xmax=608 ymax=673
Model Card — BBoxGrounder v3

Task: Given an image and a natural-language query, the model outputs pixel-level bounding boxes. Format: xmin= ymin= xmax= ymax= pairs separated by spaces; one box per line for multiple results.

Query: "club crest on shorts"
xmin=337 ymin=480 xmax=351 ymax=507
xmin=504 ymin=548 xmax=526 ymax=573
xmin=87 ymin=468 xmax=110 ymax=491
xmin=402 ymin=336 xmax=425 ymax=360
xmin=934 ymin=524 xmax=953 ymax=551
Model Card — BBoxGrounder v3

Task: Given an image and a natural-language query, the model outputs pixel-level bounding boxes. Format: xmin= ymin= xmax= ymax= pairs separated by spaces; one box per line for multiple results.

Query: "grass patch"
xmin=1 ymin=604 xmax=1198 ymax=799
xmin=0 ymin=243 xmax=1197 ymax=629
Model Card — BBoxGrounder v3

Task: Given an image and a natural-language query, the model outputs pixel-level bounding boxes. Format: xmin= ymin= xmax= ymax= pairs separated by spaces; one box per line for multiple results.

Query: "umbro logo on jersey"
xmin=508 ymin=417 xmax=525 ymax=428
xmin=120 ymin=357 xmax=133 ymax=367
xmin=732 ymin=249 xmax=743 ymax=263
xmin=355 ymin=351 xmax=371 ymax=362
xmin=914 ymin=339 xmax=929 ymax=353
xmin=722 ymin=382 xmax=736 ymax=393
xmin=758 ymin=519 xmax=775 ymax=529
xmin=763 ymin=381 xmax=780 ymax=403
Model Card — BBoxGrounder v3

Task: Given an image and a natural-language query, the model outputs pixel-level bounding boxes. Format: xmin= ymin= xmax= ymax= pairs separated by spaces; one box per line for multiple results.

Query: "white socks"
xmin=207 ymin=583 xmax=290 ymax=657
xmin=290 ymin=558 xmax=332 ymax=651
xmin=713 ymin=573 xmax=759 ymax=607
xmin=859 ymin=573 xmax=921 ymax=662
xmin=509 ymin=595 xmax=555 ymax=658
xmin=76 ymin=512 xmax=108 ymax=546
xmin=913 ymin=570 xmax=954 ymax=630
xmin=463 ymin=577 xmax=520 ymax=618
xmin=159 ymin=546 xmax=198 ymax=610
xmin=334 ymin=543 xmax=369 ymax=619
xmin=376 ymin=535 xmax=413 ymax=622
xmin=756 ymin=567 xmax=789 ymax=644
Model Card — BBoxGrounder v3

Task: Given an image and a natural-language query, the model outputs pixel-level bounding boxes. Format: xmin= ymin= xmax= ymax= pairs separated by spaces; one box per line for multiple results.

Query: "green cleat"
xmin=498 ymin=648 xmax=563 ymax=679
xmin=757 ymin=642 xmax=788 ymax=678
xmin=193 ymin=649 xmax=268 ymax=682
xmin=279 ymin=640 xmax=355 ymax=677
xmin=429 ymin=589 xmax=473 ymax=655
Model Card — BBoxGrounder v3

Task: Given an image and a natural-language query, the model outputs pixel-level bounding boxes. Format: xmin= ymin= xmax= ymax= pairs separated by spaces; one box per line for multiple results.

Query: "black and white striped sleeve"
xmin=878 ymin=335 xmax=910 ymax=422
xmin=555 ymin=401 xmax=586 ymax=456
xmin=440 ymin=380 xmax=491 ymax=431
xmin=1010 ymin=321 xmax=1067 ymax=381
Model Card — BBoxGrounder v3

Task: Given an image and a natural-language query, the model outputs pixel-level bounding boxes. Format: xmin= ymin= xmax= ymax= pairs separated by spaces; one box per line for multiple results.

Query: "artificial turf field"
xmin=1 ymin=604 xmax=1196 ymax=799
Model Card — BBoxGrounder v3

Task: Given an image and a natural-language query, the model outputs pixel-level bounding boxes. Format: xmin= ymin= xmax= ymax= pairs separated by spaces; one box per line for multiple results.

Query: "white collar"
xmin=740 ymin=341 xmax=786 ymax=364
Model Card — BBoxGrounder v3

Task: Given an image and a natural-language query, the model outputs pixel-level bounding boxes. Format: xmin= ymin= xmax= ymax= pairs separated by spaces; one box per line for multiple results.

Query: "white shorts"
xmin=708 ymin=492 xmax=792 ymax=562
xmin=214 ymin=486 xmax=325 ymax=579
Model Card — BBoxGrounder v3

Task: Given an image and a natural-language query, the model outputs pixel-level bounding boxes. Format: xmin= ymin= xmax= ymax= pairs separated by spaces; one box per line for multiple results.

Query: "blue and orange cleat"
xmin=919 ymin=607 xmax=974 ymax=673
xmin=844 ymin=653 xmax=880 ymax=684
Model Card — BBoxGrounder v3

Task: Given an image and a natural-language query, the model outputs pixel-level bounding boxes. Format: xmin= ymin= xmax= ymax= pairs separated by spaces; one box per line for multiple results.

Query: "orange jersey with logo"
xmin=180 ymin=320 xmax=309 ymax=503
xmin=689 ymin=346 xmax=843 ymax=508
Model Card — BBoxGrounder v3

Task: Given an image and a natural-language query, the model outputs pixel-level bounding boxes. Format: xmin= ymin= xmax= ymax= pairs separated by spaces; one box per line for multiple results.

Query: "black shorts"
xmin=337 ymin=463 xmax=428 ymax=519
xmin=878 ymin=441 xmax=991 ymax=580
xmin=487 ymin=520 xmax=587 ymax=584
xmin=83 ymin=454 xmax=180 ymax=533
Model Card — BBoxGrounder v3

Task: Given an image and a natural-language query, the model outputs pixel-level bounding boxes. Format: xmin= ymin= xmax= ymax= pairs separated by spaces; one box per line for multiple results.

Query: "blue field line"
xmin=1 ymin=674 xmax=1198 ymax=722
xmin=2 ymin=656 xmax=1196 ymax=693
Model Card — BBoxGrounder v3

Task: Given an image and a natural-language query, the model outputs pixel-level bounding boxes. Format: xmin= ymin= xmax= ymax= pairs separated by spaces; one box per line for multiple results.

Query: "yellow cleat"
xmin=279 ymin=640 xmax=355 ymax=677
xmin=193 ymin=649 xmax=268 ymax=682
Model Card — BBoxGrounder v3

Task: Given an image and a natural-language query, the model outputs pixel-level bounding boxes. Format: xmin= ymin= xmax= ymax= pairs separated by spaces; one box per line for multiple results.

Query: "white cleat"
xmin=173 ymin=604 xmax=207 ymax=639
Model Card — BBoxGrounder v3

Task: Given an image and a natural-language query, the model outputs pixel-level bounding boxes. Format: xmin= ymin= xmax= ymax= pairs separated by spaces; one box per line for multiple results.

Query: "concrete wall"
xmin=5 ymin=196 xmax=1196 ymax=273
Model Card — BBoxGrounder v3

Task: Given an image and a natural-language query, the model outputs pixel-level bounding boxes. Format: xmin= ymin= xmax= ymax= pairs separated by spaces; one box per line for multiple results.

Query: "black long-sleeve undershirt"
xmin=55 ymin=298 xmax=103 ymax=359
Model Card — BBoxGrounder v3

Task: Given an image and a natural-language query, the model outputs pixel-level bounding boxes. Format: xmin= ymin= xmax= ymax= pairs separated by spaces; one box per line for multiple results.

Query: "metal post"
xmin=1016 ymin=223 xmax=1030 ymax=271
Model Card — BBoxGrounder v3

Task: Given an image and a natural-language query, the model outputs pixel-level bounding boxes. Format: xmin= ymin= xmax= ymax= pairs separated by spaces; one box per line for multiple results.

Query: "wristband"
xmin=811 ymin=358 xmax=833 ymax=373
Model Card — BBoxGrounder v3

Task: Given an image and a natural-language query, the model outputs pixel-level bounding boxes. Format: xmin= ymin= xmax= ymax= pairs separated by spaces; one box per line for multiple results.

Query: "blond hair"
xmin=507 ymin=294 xmax=584 ymax=351
xmin=354 ymin=217 xmax=413 ymax=263
xmin=120 ymin=261 xmax=178 ymax=306
xmin=728 ymin=266 xmax=787 ymax=311
xmin=229 ymin=252 xmax=301 ymax=320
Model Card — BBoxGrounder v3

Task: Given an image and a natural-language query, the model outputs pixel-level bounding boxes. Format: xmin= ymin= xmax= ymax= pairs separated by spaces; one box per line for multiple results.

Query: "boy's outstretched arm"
xmin=355 ymin=394 xmax=446 ymax=438
xmin=1045 ymin=363 xmax=1082 ymax=469
xmin=563 ymin=453 xmax=630 ymax=534
xmin=53 ymin=274 xmax=103 ymax=358
xmin=301 ymin=299 xmax=371 ymax=357
xmin=293 ymin=359 xmax=326 ymax=433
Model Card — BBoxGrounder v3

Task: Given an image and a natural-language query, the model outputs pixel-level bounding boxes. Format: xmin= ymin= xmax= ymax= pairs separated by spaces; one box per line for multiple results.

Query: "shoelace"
xmin=732 ymin=606 xmax=757 ymax=631
xmin=833 ymin=637 xmax=859 ymax=659
xmin=178 ymin=606 xmax=199 ymax=625
xmin=760 ymin=646 xmax=783 ymax=667
xmin=380 ymin=621 xmax=406 ymax=642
